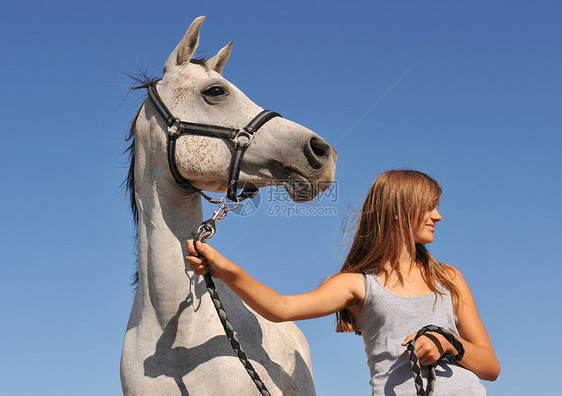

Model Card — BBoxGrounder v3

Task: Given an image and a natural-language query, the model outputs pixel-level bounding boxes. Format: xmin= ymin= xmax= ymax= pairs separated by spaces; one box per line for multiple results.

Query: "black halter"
xmin=147 ymin=81 xmax=281 ymax=202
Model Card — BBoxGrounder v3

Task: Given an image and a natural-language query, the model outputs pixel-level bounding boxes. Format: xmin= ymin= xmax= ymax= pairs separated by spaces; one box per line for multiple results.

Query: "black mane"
xmin=123 ymin=74 xmax=151 ymax=287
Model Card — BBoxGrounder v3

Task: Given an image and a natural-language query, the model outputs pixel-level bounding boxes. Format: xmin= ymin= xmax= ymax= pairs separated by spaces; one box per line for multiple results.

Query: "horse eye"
xmin=203 ymin=86 xmax=227 ymax=96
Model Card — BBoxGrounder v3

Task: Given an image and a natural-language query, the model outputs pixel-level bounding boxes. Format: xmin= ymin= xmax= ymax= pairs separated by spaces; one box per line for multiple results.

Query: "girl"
xmin=185 ymin=169 xmax=500 ymax=395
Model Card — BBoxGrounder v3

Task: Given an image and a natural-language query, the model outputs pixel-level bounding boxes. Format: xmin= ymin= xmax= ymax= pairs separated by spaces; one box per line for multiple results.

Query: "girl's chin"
xmin=415 ymin=235 xmax=434 ymax=244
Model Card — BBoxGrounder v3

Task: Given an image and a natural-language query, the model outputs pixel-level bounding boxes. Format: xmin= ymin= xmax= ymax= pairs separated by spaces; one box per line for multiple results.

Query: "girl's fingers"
xmin=402 ymin=336 xmax=440 ymax=366
xmin=184 ymin=255 xmax=205 ymax=265
xmin=189 ymin=260 xmax=209 ymax=273
xmin=185 ymin=249 xmax=210 ymax=275
xmin=402 ymin=333 xmax=416 ymax=356
xmin=415 ymin=337 xmax=441 ymax=366
xmin=195 ymin=241 xmax=219 ymax=260
xmin=186 ymin=239 xmax=199 ymax=256
xmin=190 ymin=264 xmax=207 ymax=274
xmin=401 ymin=333 xmax=416 ymax=346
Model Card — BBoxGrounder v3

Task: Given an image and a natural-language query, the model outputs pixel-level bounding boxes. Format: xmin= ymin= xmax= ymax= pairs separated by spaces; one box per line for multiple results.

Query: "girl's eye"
xmin=203 ymin=86 xmax=227 ymax=96
xmin=427 ymin=204 xmax=440 ymax=212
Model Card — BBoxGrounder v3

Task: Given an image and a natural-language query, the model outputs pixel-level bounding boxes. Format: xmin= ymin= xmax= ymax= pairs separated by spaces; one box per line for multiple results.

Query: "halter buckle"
xmin=167 ymin=117 xmax=181 ymax=137
xmin=232 ymin=128 xmax=254 ymax=148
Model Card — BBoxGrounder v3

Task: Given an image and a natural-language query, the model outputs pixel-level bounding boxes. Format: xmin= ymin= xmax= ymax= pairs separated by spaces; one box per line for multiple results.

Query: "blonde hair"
xmin=336 ymin=170 xmax=461 ymax=334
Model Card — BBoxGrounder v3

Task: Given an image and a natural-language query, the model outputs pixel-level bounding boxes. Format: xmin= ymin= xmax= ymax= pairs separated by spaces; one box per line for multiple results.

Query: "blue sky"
xmin=1 ymin=1 xmax=560 ymax=395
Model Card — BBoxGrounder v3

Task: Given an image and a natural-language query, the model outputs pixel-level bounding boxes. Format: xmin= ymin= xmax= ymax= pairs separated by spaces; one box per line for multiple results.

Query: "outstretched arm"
xmin=185 ymin=240 xmax=365 ymax=323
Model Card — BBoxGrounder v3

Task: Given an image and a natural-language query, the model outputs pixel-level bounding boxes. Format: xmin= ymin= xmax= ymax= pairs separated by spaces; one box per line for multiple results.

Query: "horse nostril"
xmin=309 ymin=137 xmax=330 ymax=158
xmin=304 ymin=137 xmax=332 ymax=169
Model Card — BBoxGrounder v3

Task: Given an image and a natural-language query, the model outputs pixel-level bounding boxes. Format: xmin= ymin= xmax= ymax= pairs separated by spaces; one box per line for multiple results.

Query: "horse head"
xmin=139 ymin=16 xmax=336 ymax=203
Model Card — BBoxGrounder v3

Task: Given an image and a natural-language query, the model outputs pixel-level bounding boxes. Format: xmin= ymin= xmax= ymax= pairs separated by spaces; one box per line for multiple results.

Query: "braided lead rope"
xmin=203 ymin=273 xmax=271 ymax=396
xmin=194 ymin=226 xmax=271 ymax=396
xmin=406 ymin=340 xmax=436 ymax=396
xmin=406 ymin=325 xmax=465 ymax=396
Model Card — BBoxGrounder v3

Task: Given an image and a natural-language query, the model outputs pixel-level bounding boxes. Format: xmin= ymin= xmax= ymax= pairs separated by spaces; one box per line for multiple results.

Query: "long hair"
xmin=336 ymin=170 xmax=461 ymax=333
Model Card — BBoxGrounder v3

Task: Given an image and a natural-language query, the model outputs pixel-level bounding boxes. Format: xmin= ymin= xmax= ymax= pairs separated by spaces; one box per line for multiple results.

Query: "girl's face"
xmin=414 ymin=206 xmax=442 ymax=244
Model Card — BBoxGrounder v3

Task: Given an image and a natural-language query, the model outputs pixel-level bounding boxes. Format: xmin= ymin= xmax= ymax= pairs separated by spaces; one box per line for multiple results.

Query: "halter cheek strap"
xmin=147 ymin=81 xmax=281 ymax=202
xmin=226 ymin=110 xmax=281 ymax=201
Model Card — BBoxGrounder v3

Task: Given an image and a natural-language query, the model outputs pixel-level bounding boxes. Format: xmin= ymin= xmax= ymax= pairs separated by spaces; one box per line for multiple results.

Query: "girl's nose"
xmin=432 ymin=208 xmax=443 ymax=222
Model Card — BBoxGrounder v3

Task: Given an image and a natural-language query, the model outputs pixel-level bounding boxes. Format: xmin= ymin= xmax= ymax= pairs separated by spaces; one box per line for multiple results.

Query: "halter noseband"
xmin=147 ymin=80 xmax=281 ymax=202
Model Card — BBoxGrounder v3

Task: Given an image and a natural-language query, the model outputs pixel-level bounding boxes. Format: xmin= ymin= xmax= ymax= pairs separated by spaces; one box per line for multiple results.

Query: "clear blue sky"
xmin=1 ymin=1 xmax=560 ymax=395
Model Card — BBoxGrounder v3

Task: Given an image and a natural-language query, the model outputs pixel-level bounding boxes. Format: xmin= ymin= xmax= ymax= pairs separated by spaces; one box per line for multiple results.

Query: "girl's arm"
xmin=402 ymin=265 xmax=500 ymax=381
xmin=450 ymin=266 xmax=500 ymax=380
xmin=185 ymin=240 xmax=365 ymax=322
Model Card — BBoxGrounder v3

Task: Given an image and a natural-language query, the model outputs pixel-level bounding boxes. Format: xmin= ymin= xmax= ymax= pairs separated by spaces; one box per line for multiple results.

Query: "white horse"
xmin=120 ymin=16 xmax=337 ymax=396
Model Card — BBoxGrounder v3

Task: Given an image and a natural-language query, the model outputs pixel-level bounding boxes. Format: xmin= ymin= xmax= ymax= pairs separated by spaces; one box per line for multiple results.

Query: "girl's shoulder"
xmin=328 ymin=271 xmax=365 ymax=287
xmin=440 ymin=263 xmax=464 ymax=278
xmin=325 ymin=272 xmax=366 ymax=300
xmin=440 ymin=263 xmax=471 ymax=292
xmin=441 ymin=263 xmax=459 ymax=275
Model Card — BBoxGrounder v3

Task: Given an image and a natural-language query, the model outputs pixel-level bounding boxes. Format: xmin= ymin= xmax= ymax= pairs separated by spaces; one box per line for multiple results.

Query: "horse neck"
xmin=133 ymin=111 xmax=205 ymax=327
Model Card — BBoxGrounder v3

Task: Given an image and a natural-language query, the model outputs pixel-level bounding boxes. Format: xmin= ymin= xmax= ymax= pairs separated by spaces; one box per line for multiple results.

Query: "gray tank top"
xmin=356 ymin=273 xmax=486 ymax=395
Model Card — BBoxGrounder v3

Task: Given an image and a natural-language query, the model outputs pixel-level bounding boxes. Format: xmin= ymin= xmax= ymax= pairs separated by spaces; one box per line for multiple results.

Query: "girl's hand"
xmin=185 ymin=240 xmax=233 ymax=278
xmin=401 ymin=332 xmax=458 ymax=366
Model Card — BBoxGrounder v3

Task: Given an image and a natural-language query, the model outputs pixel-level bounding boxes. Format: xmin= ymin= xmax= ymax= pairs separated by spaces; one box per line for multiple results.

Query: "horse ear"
xmin=164 ymin=16 xmax=206 ymax=71
xmin=207 ymin=42 xmax=233 ymax=74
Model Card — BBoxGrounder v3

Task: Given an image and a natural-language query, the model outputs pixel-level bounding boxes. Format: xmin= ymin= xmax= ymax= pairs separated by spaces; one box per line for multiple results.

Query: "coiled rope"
xmin=406 ymin=325 xmax=465 ymax=396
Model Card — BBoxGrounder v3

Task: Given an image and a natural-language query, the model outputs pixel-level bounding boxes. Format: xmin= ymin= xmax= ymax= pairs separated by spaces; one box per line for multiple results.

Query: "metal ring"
xmin=232 ymin=128 xmax=254 ymax=148
xmin=197 ymin=224 xmax=216 ymax=240
xmin=217 ymin=196 xmax=241 ymax=212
